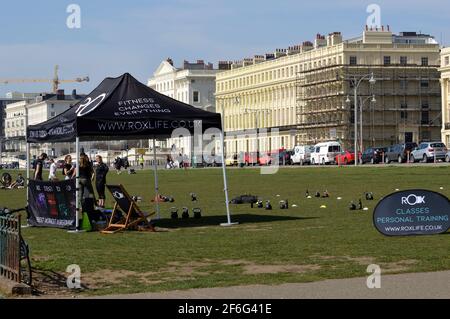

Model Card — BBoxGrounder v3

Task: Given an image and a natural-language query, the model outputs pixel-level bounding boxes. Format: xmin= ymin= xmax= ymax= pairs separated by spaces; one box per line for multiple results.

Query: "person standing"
xmin=34 ymin=153 xmax=48 ymax=181
xmin=114 ymin=157 xmax=122 ymax=174
xmin=94 ymin=155 xmax=109 ymax=208
xmin=78 ymin=153 xmax=95 ymax=205
xmin=63 ymin=155 xmax=75 ymax=180
xmin=139 ymin=155 xmax=144 ymax=169
xmin=48 ymin=158 xmax=57 ymax=181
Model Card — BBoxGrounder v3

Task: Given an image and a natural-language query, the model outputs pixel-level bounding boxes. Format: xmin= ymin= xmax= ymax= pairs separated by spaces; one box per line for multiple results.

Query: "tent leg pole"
xmin=26 ymin=143 xmax=30 ymax=205
xmin=75 ymin=137 xmax=80 ymax=230
xmin=219 ymin=131 xmax=237 ymax=227
xmin=153 ymin=138 xmax=160 ymax=219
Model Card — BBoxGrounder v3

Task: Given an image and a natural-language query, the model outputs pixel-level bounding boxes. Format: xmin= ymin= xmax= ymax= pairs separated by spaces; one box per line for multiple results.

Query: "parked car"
xmin=311 ymin=141 xmax=342 ymax=165
xmin=335 ymin=150 xmax=361 ymax=165
xmin=361 ymin=147 xmax=388 ymax=164
xmin=384 ymin=142 xmax=418 ymax=163
xmin=240 ymin=152 xmax=259 ymax=166
xmin=446 ymin=151 xmax=450 ymax=163
xmin=267 ymin=149 xmax=290 ymax=166
xmin=258 ymin=152 xmax=272 ymax=166
xmin=410 ymin=142 xmax=447 ymax=163
xmin=291 ymin=145 xmax=315 ymax=165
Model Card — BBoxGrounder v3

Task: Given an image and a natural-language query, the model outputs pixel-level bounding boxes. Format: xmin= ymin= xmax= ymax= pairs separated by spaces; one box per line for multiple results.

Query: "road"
xmin=95 ymin=270 xmax=450 ymax=299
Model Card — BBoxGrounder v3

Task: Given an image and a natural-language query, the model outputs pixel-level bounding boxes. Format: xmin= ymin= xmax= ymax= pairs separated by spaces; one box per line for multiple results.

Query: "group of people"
xmin=166 ymin=154 xmax=189 ymax=169
xmin=33 ymin=152 xmax=110 ymax=208
xmin=113 ymin=156 xmax=130 ymax=174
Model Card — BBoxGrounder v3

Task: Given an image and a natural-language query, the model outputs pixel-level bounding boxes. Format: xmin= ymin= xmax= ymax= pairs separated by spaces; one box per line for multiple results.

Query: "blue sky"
xmin=1 ymin=0 xmax=449 ymax=97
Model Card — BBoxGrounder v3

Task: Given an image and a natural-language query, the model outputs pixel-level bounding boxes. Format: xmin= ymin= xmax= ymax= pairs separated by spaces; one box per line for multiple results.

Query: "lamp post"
xmin=345 ymin=72 xmax=376 ymax=166
xmin=359 ymin=95 xmax=376 ymax=156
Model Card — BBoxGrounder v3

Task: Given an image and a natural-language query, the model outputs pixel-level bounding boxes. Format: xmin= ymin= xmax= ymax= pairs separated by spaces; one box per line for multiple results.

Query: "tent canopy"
xmin=27 ymin=73 xmax=222 ymax=143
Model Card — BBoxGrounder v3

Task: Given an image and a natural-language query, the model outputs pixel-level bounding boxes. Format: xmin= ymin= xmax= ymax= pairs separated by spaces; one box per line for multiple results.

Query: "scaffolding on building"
xmin=295 ymin=63 xmax=441 ymax=149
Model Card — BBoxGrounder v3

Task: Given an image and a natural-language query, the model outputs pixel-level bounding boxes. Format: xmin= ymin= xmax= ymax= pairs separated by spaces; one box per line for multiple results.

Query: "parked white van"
xmin=291 ymin=145 xmax=315 ymax=165
xmin=310 ymin=142 xmax=342 ymax=165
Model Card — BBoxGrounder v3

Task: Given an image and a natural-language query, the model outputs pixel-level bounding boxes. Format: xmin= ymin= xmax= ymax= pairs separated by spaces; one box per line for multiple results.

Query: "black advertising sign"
xmin=27 ymin=179 xmax=76 ymax=228
xmin=373 ymin=189 xmax=450 ymax=236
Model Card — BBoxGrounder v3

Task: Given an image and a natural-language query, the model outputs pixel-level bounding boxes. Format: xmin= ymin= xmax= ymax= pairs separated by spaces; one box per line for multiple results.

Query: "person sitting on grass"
xmin=9 ymin=173 xmax=25 ymax=189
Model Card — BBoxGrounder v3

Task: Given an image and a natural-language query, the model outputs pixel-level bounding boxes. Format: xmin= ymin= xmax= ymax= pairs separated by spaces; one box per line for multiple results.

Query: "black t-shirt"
xmin=63 ymin=163 xmax=74 ymax=177
xmin=34 ymin=159 xmax=44 ymax=180
xmin=95 ymin=163 xmax=109 ymax=184
xmin=79 ymin=163 xmax=93 ymax=179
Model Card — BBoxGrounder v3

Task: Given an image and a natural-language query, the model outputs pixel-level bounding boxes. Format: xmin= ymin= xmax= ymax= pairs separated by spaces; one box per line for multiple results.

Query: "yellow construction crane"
xmin=0 ymin=65 xmax=89 ymax=93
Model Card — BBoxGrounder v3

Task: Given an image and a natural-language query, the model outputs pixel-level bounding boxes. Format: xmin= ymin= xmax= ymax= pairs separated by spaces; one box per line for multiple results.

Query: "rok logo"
xmin=76 ymin=93 xmax=107 ymax=117
xmin=401 ymin=194 xmax=425 ymax=206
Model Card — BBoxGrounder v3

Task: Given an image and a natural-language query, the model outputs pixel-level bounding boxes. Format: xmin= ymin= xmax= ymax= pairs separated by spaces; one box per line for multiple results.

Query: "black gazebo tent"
xmin=26 ymin=73 xmax=234 ymax=229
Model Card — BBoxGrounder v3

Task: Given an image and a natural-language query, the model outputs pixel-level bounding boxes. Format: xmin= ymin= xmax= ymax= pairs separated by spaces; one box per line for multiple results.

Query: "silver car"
xmin=410 ymin=142 xmax=447 ymax=163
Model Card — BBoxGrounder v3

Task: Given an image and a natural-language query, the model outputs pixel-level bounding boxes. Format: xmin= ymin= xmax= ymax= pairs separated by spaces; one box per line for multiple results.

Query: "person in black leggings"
xmin=94 ymin=155 xmax=109 ymax=208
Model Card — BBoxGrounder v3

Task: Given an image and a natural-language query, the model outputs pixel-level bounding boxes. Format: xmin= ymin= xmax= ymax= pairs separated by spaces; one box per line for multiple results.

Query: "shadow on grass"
xmin=153 ymin=213 xmax=317 ymax=229
xmin=31 ymin=268 xmax=88 ymax=296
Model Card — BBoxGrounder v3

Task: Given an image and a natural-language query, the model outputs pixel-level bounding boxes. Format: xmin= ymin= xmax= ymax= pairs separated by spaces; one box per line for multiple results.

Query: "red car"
xmin=335 ymin=150 xmax=361 ymax=165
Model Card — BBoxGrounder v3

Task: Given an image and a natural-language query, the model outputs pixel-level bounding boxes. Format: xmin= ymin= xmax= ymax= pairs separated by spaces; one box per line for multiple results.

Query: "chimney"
xmin=253 ymin=55 xmax=265 ymax=64
xmin=301 ymin=41 xmax=313 ymax=52
xmin=274 ymin=48 xmax=287 ymax=59
xmin=56 ymin=89 xmax=65 ymax=100
xmin=243 ymin=58 xmax=253 ymax=66
xmin=314 ymin=34 xmax=326 ymax=48
xmin=329 ymin=32 xmax=342 ymax=46
xmin=265 ymin=53 xmax=275 ymax=60
xmin=287 ymin=45 xmax=301 ymax=55
xmin=231 ymin=60 xmax=243 ymax=70
xmin=218 ymin=61 xmax=232 ymax=70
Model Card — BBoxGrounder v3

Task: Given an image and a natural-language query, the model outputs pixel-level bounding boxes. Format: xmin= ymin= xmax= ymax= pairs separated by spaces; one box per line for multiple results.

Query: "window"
xmin=50 ymin=111 xmax=56 ymax=117
xmin=401 ymin=102 xmax=407 ymax=119
xmin=421 ymin=57 xmax=428 ymax=66
xmin=191 ymin=79 xmax=195 ymax=83
xmin=400 ymin=77 xmax=408 ymax=90
xmin=51 ymin=103 xmax=55 ymax=108
xmin=445 ymin=56 xmax=450 ymax=66
xmin=400 ymin=56 xmax=408 ymax=65
xmin=193 ymin=91 xmax=199 ymax=103
xmin=349 ymin=56 xmax=357 ymax=66
xmin=420 ymin=80 xmax=429 ymax=88
xmin=401 ymin=111 xmax=408 ymax=119
xmin=421 ymin=111 xmax=429 ymax=124
xmin=384 ymin=56 xmax=391 ymax=65
xmin=421 ymin=100 xmax=429 ymax=109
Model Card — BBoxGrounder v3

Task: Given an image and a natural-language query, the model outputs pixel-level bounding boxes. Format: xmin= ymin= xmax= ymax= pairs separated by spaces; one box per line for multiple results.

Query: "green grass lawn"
xmin=1 ymin=165 xmax=450 ymax=296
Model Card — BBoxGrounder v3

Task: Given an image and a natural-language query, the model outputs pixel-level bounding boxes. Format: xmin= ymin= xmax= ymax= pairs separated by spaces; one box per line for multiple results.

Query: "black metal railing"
xmin=0 ymin=214 xmax=21 ymax=282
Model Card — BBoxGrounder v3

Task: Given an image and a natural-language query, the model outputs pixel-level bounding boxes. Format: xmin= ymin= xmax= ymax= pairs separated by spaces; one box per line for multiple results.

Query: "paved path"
xmin=96 ymin=270 xmax=450 ymax=299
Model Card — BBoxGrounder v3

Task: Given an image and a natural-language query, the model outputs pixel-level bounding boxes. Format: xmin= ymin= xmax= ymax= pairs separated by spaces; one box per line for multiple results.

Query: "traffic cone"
xmin=81 ymin=212 xmax=92 ymax=232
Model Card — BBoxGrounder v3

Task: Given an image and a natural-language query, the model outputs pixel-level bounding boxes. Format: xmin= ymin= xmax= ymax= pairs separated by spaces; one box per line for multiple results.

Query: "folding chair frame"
xmin=101 ymin=184 xmax=155 ymax=234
